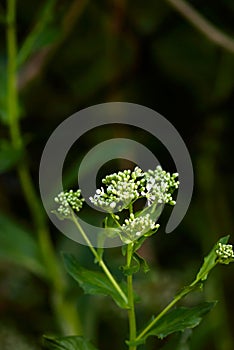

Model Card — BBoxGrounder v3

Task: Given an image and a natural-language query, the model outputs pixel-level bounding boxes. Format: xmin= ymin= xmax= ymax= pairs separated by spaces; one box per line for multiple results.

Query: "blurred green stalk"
xmin=6 ymin=0 xmax=82 ymax=336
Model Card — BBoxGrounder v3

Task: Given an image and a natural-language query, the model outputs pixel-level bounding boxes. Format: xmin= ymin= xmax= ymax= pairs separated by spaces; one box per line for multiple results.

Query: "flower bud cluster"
xmin=215 ymin=242 xmax=234 ymax=264
xmin=54 ymin=189 xmax=84 ymax=218
xmin=142 ymin=166 xmax=179 ymax=206
xmin=89 ymin=167 xmax=145 ymax=212
xmin=120 ymin=213 xmax=160 ymax=243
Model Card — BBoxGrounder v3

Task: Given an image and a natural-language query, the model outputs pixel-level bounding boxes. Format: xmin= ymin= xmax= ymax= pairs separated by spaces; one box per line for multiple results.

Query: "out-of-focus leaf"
xmin=0 ymin=141 xmax=23 ymax=173
xmin=128 ymin=302 xmax=216 ymax=346
xmin=195 ymin=235 xmax=229 ymax=282
xmin=43 ymin=335 xmax=98 ymax=350
xmin=0 ymin=213 xmax=46 ymax=277
xmin=134 ymin=252 xmax=150 ymax=273
xmin=0 ymin=326 xmax=37 ymax=350
xmin=120 ymin=254 xmax=140 ymax=276
xmin=17 ymin=0 xmax=60 ymax=67
xmin=120 ymin=252 xmax=149 ymax=276
xmin=63 ymin=253 xmax=128 ymax=309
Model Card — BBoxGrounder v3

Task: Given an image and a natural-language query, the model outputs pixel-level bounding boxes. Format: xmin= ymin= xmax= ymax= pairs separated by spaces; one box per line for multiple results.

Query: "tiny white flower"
xmin=120 ymin=213 xmax=159 ymax=242
xmin=53 ymin=189 xmax=84 ymax=219
xmin=216 ymin=242 xmax=234 ymax=264
xmin=89 ymin=167 xmax=145 ymax=212
xmin=143 ymin=166 xmax=179 ymax=206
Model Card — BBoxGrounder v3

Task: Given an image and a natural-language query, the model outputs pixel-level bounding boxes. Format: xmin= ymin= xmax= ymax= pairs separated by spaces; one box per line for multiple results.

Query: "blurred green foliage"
xmin=0 ymin=0 xmax=234 ymax=349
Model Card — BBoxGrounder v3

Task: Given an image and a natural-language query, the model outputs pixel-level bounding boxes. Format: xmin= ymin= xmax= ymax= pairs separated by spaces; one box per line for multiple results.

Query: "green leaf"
xmin=195 ymin=235 xmax=230 ymax=282
xmin=121 ymin=245 xmax=127 ymax=256
xmin=134 ymin=252 xmax=150 ymax=273
xmin=132 ymin=234 xmax=148 ymax=252
xmin=63 ymin=253 xmax=128 ymax=309
xmin=120 ymin=255 xmax=140 ymax=276
xmin=43 ymin=335 xmax=98 ymax=350
xmin=129 ymin=302 xmax=216 ymax=345
xmin=0 ymin=141 xmax=23 ymax=173
xmin=149 ymin=302 xmax=216 ymax=339
xmin=0 ymin=213 xmax=46 ymax=277
xmin=120 ymin=252 xmax=149 ymax=276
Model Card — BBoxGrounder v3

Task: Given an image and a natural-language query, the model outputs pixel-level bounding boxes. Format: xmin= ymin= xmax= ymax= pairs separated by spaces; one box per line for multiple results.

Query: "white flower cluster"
xmin=142 ymin=166 xmax=179 ymax=206
xmin=54 ymin=189 xmax=84 ymax=218
xmin=216 ymin=243 xmax=234 ymax=264
xmin=89 ymin=167 xmax=145 ymax=212
xmin=120 ymin=213 xmax=160 ymax=243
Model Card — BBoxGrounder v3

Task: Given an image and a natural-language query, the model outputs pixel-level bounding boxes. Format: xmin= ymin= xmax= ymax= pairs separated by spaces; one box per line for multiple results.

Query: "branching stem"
xmin=71 ymin=212 xmax=128 ymax=305
xmin=135 ymin=263 xmax=217 ymax=342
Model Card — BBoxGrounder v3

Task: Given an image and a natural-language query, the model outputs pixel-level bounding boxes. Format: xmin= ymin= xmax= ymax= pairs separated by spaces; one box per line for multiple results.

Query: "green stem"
xmin=6 ymin=0 xmax=82 ymax=335
xmin=129 ymin=203 xmax=133 ymax=215
xmin=71 ymin=212 xmax=128 ymax=305
xmin=135 ymin=292 xmax=182 ymax=342
xmin=135 ymin=267 xmax=214 ymax=342
xmin=126 ymin=243 xmax=137 ymax=350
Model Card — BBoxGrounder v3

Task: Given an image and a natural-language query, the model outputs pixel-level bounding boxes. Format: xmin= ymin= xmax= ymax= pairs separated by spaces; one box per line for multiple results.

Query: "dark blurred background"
xmin=0 ymin=0 xmax=234 ymax=349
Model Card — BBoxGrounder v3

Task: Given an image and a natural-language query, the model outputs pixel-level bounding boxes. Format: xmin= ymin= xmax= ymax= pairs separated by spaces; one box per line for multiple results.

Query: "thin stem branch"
xmin=71 ymin=212 xmax=128 ymax=305
xmin=165 ymin=0 xmax=234 ymax=54
xmin=135 ymin=263 xmax=217 ymax=342
xmin=135 ymin=293 xmax=181 ymax=342
xmin=126 ymin=243 xmax=137 ymax=350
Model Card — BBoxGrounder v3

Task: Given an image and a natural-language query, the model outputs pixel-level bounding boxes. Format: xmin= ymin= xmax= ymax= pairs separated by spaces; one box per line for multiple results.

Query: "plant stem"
xmin=129 ymin=204 xmax=133 ymax=215
xmin=126 ymin=243 xmax=137 ymax=350
xmin=135 ymin=267 xmax=213 ymax=342
xmin=135 ymin=292 xmax=182 ymax=342
xmin=6 ymin=0 xmax=82 ymax=335
xmin=71 ymin=212 xmax=128 ymax=305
